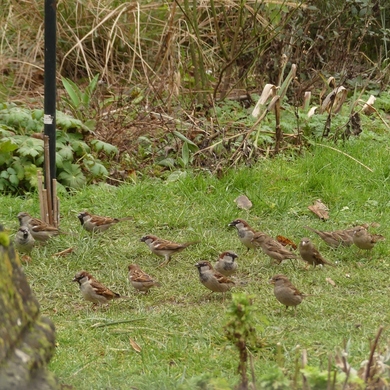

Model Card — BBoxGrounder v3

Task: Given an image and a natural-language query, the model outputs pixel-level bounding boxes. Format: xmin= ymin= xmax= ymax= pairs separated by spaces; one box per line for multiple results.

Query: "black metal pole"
xmin=44 ymin=0 xmax=57 ymax=211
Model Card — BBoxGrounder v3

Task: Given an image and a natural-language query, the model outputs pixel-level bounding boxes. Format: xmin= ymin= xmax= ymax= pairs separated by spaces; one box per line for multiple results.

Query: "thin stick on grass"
xmin=364 ymin=325 xmax=384 ymax=383
xmin=315 ymin=143 xmax=373 ymax=172
xmin=91 ymin=318 xmax=147 ymax=328
xmin=37 ymin=171 xmax=45 ymax=222
xmin=52 ymin=179 xmax=58 ymax=228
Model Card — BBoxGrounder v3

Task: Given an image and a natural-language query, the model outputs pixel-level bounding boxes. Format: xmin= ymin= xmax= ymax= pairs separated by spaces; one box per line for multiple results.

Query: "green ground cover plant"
xmin=1 ymin=139 xmax=389 ymax=389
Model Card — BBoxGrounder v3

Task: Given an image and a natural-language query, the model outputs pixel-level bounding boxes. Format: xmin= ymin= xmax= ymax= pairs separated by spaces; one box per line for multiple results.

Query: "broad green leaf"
xmin=182 ymin=141 xmax=190 ymax=166
xmin=83 ymin=74 xmax=99 ymax=106
xmin=24 ymin=164 xmax=38 ymax=187
xmin=70 ymin=140 xmax=90 ymax=156
xmin=0 ymin=138 xmax=18 ymax=153
xmin=11 ymin=159 xmax=26 ymax=180
xmin=158 ymin=158 xmax=175 ymax=168
xmin=61 ymin=77 xmax=82 ymax=108
xmin=91 ymin=140 xmax=118 ymax=155
xmin=58 ymin=162 xmax=86 ymax=188
xmin=173 ymin=130 xmax=198 ymax=148
xmin=56 ymin=111 xmax=90 ymax=132
xmin=18 ymin=138 xmax=43 ymax=158
xmin=166 ymin=170 xmax=187 ymax=182
xmin=57 ymin=145 xmax=74 ymax=160
xmin=55 ymin=152 xmax=64 ymax=169
xmin=9 ymin=174 xmax=19 ymax=186
xmin=89 ymin=162 xmax=108 ymax=177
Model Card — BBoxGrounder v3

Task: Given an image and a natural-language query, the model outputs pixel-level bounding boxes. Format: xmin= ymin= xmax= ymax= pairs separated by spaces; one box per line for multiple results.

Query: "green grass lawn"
xmin=1 ymin=139 xmax=390 ymax=389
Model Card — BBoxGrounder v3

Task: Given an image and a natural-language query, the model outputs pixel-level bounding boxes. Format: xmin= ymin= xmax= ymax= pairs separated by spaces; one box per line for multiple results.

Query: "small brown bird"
xmin=228 ymin=219 xmax=258 ymax=251
xmin=195 ymin=261 xmax=235 ymax=295
xmin=299 ymin=237 xmax=335 ymax=268
xmin=214 ymin=251 xmax=238 ymax=276
xmin=251 ymin=232 xmax=298 ymax=264
xmin=72 ymin=271 xmax=129 ymax=307
xmin=77 ymin=211 xmax=133 ymax=233
xmin=140 ymin=235 xmax=199 ymax=266
xmin=18 ymin=212 xmax=62 ymax=242
xmin=14 ymin=226 xmax=35 ymax=254
xmin=269 ymin=274 xmax=309 ymax=313
xmin=304 ymin=226 xmax=356 ymax=248
xmin=128 ymin=264 xmax=161 ymax=293
xmin=353 ymin=227 xmax=385 ymax=251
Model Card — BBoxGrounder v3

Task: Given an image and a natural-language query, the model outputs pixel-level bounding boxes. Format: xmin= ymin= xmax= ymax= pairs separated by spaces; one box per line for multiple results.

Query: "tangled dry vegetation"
xmin=1 ymin=0 xmax=389 ymax=179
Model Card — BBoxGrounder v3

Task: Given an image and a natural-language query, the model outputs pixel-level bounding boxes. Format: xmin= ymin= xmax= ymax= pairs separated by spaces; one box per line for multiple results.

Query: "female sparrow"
xmin=214 ymin=251 xmax=238 ymax=276
xmin=304 ymin=226 xmax=355 ymax=248
xmin=14 ymin=227 xmax=35 ymax=254
xmin=77 ymin=211 xmax=133 ymax=233
xmin=140 ymin=235 xmax=199 ymax=267
xmin=195 ymin=261 xmax=235 ymax=294
xmin=17 ymin=212 xmax=62 ymax=242
xmin=128 ymin=264 xmax=161 ymax=293
xmin=353 ymin=227 xmax=385 ymax=250
xmin=251 ymin=232 xmax=298 ymax=264
xmin=299 ymin=237 xmax=335 ymax=268
xmin=269 ymin=274 xmax=309 ymax=313
xmin=72 ymin=271 xmax=129 ymax=307
xmin=228 ymin=219 xmax=258 ymax=251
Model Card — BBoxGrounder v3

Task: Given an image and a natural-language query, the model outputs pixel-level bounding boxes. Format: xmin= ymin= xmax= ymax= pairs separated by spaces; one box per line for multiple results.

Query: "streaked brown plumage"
xmin=299 ymin=237 xmax=335 ymax=268
xmin=251 ymin=232 xmax=298 ymax=264
xmin=353 ymin=227 xmax=385 ymax=250
xmin=128 ymin=264 xmax=161 ymax=293
xmin=195 ymin=261 xmax=235 ymax=294
xmin=141 ymin=234 xmax=199 ymax=266
xmin=77 ymin=211 xmax=133 ymax=233
xmin=269 ymin=274 xmax=309 ymax=313
xmin=72 ymin=271 xmax=129 ymax=307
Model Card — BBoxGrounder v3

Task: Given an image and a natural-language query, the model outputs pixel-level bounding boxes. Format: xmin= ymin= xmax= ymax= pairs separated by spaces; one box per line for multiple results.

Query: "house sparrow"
xmin=251 ymin=232 xmax=298 ymax=264
xmin=269 ymin=274 xmax=309 ymax=313
xmin=77 ymin=211 xmax=133 ymax=233
xmin=72 ymin=271 xmax=129 ymax=307
xmin=18 ymin=212 xmax=62 ymax=242
xmin=352 ymin=227 xmax=385 ymax=251
xmin=299 ymin=237 xmax=335 ymax=268
xmin=140 ymin=235 xmax=199 ymax=266
xmin=14 ymin=227 xmax=35 ymax=254
xmin=128 ymin=264 xmax=161 ymax=293
xmin=304 ymin=225 xmax=356 ymax=248
xmin=228 ymin=219 xmax=258 ymax=251
xmin=214 ymin=251 xmax=238 ymax=276
xmin=195 ymin=261 xmax=235 ymax=294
